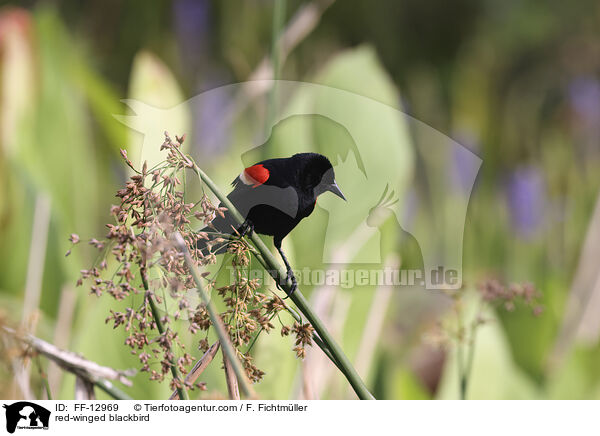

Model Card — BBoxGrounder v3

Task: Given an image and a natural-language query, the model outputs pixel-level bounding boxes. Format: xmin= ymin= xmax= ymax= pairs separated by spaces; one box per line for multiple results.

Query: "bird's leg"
xmin=274 ymin=238 xmax=297 ymax=296
xmin=239 ymin=219 xmax=254 ymax=238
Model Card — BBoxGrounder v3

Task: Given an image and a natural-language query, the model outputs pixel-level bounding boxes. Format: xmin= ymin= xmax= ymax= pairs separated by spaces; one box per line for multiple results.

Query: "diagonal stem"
xmin=2 ymin=326 xmax=133 ymax=400
xmin=169 ymin=341 xmax=220 ymax=400
xmin=222 ymin=348 xmax=241 ymax=400
xmin=181 ymin=152 xmax=374 ymax=400
xmin=173 ymin=233 xmax=255 ymax=399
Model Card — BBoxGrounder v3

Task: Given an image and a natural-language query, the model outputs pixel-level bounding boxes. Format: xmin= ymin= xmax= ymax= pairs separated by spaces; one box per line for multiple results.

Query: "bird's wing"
xmin=232 ymin=163 xmax=271 ymax=188
xmin=228 ymin=162 xmax=298 ymax=218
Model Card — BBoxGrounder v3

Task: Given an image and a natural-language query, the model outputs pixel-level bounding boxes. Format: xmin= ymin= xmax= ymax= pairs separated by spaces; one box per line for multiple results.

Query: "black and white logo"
xmin=2 ymin=402 xmax=50 ymax=433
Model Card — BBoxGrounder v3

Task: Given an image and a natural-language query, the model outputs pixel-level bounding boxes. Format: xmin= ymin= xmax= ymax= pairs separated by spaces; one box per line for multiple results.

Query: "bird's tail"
xmin=196 ymin=212 xmax=239 ymax=256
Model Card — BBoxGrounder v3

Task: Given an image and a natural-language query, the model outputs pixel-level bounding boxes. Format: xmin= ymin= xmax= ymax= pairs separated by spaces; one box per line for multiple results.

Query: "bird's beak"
xmin=327 ymin=181 xmax=346 ymax=201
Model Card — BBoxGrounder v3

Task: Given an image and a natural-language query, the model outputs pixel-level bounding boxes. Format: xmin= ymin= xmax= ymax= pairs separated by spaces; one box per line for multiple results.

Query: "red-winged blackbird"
xmin=199 ymin=152 xmax=346 ymax=294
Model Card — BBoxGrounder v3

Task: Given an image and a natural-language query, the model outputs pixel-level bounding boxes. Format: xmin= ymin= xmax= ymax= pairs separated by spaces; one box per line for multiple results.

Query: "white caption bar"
xmin=0 ymin=400 xmax=596 ymax=436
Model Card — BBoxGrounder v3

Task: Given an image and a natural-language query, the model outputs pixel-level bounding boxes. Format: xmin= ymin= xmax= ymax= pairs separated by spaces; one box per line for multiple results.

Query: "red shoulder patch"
xmin=242 ymin=164 xmax=270 ymax=187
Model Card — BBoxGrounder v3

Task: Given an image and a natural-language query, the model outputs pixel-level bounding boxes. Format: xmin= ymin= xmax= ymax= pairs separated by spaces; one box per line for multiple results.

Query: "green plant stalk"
xmin=455 ymin=303 xmax=468 ymax=400
xmin=94 ymin=378 xmax=134 ymax=400
xmin=173 ymin=233 xmax=255 ymax=399
xmin=141 ymin=270 xmax=189 ymax=401
xmin=189 ymin=162 xmax=375 ymax=400
xmin=462 ymin=317 xmax=479 ymax=400
xmin=458 ymin=342 xmax=466 ymax=400
xmin=36 ymin=355 xmax=52 ymax=400
xmin=249 ymin=247 xmax=345 ymax=372
xmin=264 ymin=0 xmax=286 ymax=143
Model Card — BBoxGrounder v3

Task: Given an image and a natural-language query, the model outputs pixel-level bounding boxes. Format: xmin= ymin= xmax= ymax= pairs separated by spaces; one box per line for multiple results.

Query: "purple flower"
xmin=506 ymin=166 xmax=546 ymax=238
xmin=568 ymin=77 xmax=600 ymax=153
xmin=192 ymin=84 xmax=232 ymax=157
xmin=568 ymin=77 xmax=600 ymax=123
xmin=449 ymin=131 xmax=481 ymax=193
xmin=173 ymin=0 xmax=210 ymax=70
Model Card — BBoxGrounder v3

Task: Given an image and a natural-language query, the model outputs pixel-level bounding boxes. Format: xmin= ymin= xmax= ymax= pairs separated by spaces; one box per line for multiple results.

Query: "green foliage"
xmin=2 ymin=0 xmax=600 ymax=400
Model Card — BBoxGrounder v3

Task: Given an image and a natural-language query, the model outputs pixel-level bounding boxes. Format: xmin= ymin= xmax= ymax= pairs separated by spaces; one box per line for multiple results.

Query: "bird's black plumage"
xmin=198 ymin=152 xmax=346 ymax=294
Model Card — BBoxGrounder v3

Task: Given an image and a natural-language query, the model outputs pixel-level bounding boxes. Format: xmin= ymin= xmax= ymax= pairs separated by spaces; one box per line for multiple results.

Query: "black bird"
xmin=198 ymin=152 xmax=346 ymax=294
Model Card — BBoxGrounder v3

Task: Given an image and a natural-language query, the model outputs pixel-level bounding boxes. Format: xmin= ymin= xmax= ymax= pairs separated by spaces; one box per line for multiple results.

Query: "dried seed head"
xmin=73 ymin=132 xmax=308 ymax=392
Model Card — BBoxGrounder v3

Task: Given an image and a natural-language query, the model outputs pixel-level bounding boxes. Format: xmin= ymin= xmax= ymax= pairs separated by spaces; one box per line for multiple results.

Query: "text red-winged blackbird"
xmin=198 ymin=152 xmax=346 ymax=294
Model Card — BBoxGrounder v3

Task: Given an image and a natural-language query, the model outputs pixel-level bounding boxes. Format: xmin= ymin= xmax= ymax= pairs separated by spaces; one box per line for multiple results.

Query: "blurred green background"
xmin=1 ymin=0 xmax=600 ymax=400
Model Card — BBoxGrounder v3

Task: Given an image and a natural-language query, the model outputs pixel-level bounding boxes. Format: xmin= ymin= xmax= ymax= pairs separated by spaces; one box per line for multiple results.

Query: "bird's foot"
xmin=274 ymin=243 xmax=297 ymax=297
xmin=275 ymin=281 xmax=287 ymax=299
xmin=286 ymin=268 xmax=298 ymax=296
xmin=274 ymin=269 xmax=297 ymax=299
xmin=239 ymin=220 xmax=254 ymax=238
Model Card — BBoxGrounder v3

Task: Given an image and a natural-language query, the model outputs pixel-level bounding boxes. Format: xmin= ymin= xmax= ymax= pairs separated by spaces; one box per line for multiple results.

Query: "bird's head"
xmin=296 ymin=153 xmax=346 ymax=201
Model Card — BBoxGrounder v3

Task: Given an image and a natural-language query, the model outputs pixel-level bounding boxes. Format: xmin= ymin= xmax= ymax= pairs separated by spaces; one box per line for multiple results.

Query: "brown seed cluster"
xmin=425 ymin=279 xmax=544 ymax=352
xmin=291 ymin=322 xmax=315 ymax=359
xmin=476 ymin=279 xmax=543 ymax=316
xmin=74 ymin=132 xmax=312 ymax=393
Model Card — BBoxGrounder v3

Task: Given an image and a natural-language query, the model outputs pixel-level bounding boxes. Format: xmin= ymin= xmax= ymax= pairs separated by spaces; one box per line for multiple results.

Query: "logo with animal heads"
xmin=2 ymin=402 xmax=50 ymax=433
